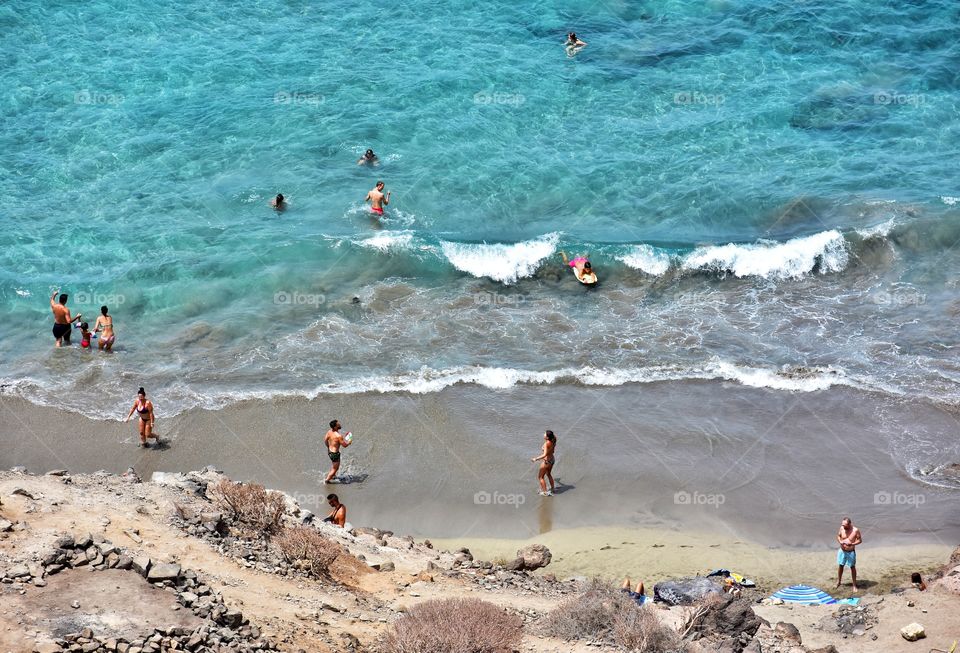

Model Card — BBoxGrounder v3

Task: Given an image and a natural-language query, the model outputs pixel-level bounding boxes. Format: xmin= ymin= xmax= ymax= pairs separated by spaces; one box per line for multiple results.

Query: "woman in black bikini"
xmin=124 ymin=387 xmax=155 ymax=447
xmin=531 ymin=430 xmax=557 ymax=496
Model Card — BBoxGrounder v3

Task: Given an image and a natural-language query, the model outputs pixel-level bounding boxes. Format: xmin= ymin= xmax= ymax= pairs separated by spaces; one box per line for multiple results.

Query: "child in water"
xmin=78 ymin=322 xmax=93 ymax=349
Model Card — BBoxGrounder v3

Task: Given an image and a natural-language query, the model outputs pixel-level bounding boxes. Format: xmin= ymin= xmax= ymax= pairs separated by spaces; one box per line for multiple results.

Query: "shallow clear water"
xmin=2 ymin=1 xmax=960 ymax=487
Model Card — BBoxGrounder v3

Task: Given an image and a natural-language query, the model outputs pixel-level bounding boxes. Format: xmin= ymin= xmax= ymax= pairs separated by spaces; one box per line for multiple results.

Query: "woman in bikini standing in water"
xmin=532 ymin=430 xmax=557 ymax=496
xmin=94 ymin=305 xmax=115 ymax=351
xmin=125 ymin=387 xmax=156 ymax=447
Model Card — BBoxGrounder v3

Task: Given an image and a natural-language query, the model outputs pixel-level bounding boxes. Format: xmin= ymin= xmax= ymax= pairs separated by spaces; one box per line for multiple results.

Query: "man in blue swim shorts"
xmin=836 ymin=516 xmax=862 ymax=591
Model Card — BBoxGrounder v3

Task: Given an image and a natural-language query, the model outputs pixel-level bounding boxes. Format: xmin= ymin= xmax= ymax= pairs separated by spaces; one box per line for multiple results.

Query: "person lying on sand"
xmin=620 ymin=578 xmax=646 ymax=605
xmin=560 ymin=251 xmax=598 ymax=284
xmin=324 ymin=493 xmax=346 ymax=527
xmin=836 ymin=516 xmax=862 ymax=591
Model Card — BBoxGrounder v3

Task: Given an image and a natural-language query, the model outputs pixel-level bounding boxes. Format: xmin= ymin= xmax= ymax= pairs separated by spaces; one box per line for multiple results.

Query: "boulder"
xmin=653 ymin=576 xmax=723 ymax=606
xmin=516 ymin=544 xmax=551 ymax=570
xmin=0 ymin=519 xmax=12 ymax=533
xmin=900 ymin=623 xmax=926 ymax=641
xmin=55 ymin=534 xmax=75 ymax=549
xmin=378 ymin=561 xmax=395 ymax=572
xmin=505 ymin=557 xmax=526 ymax=571
xmin=7 ymin=564 xmax=30 ymax=578
xmin=45 ymin=469 xmax=69 ymax=476
xmin=147 ymin=563 xmax=181 ymax=582
xmin=774 ymin=622 xmax=801 ymax=644
xmin=131 ymin=555 xmax=152 ymax=577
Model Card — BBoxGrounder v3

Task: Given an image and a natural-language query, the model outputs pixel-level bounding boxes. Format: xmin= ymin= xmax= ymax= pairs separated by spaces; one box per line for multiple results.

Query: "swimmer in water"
xmin=560 ymin=251 xmax=598 ymax=284
xmin=357 ymin=149 xmax=379 ymax=166
xmin=365 ymin=181 xmax=390 ymax=217
xmin=565 ymin=32 xmax=587 ymax=55
xmin=270 ymin=193 xmax=286 ymax=211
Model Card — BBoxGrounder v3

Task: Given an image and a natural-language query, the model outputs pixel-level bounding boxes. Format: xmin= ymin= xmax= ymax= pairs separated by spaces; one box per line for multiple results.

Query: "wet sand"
xmin=434 ymin=526 xmax=952 ymax=595
xmin=2 ymin=380 xmax=959 ymax=556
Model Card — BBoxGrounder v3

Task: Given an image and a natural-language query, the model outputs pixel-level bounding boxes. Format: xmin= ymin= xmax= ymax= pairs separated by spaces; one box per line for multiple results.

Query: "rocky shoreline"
xmin=2 ymin=467 xmax=958 ymax=653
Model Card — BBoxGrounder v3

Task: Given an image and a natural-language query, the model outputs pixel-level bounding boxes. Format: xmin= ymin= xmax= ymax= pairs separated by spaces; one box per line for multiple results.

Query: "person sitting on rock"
xmin=911 ymin=572 xmax=926 ymax=591
xmin=620 ymin=577 xmax=646 ymax=605
xmin=324 ymin=494 xmax=346 ymax=528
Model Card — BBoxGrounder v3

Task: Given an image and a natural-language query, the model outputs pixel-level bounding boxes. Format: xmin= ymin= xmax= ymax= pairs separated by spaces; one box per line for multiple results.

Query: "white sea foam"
xmin=1 ymin=361 xmax=865 ymax=421
xmin=440 ymin=233 xmax=560 ymax=284
xmin=680 ymin=230 xmax=848 ymax=279
xmin=618 ymin=244 xmax=672 ymax=275
xmin=354 ymin=231 xmax=416 ymax=252
xmin=941 ymin=196 xmax=960 ymax=206
xmin=855 ymin=218 xmax=896 ymax=239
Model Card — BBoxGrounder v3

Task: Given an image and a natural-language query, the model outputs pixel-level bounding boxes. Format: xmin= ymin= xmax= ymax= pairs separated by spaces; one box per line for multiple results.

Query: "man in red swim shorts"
xmin=365 ymin=181 xmax=390 ymax=216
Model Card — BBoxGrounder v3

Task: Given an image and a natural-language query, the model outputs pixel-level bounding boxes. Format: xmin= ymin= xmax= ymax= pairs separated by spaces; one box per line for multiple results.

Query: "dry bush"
xmin=614 ymin=604 xmax=682 ymax=652
xmin=542 ymin=579 xmax=635 ymax=642
xmin=380 ymin=598 xmax=523 ymax=653
xmin=208 ymin=479 xmax=285 ymax=535
xmin=679 ymin=592 xmax=727 ymax=639
xmin=275 ymin=525 xmax=340 ymax=578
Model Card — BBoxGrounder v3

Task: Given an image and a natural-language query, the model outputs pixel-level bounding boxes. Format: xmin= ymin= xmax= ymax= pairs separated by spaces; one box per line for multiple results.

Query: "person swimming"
xmin=560 ymin=251 xmax=598 ymax=284
xmin=270 ymin=193 xmax=286 ymax=211
xmin=565 ymin=32 xmax=587 ymax=55
xmin=357 ymin=149 xmax=379 ymax=166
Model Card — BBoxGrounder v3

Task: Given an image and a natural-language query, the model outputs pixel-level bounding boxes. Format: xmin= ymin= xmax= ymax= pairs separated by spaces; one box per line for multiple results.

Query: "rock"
xmin=7 ymin=564 xmax=30 ymax=578
xmin=116 ymin=554 xmax=133 ymax=570
xmin=774 ymin=622 xmax=801 ymax=643
xmin=148 ymin=563 xmax=181 ymax=582
xmin=71 ymin=600 xmax=81 ymax=609
xmin=11 ymin=488 xmax=36 ymax=499
xmin=809 ymin=647 xmax=840 ymax=653
xmin=124 ymin=529 xmax=143 ymax=544
xmin=516 ymin=544 xmax=551 ymax=570
xmin=378 ymin=562 xmax=395 ymax=572
xmin=132 ymin=555 xmax=152 ymax=577
xmin=55 ymin=534 xmax=75 ymax=549
xmin=45 ymin=469 xmax=69 ymax=476
xmin=654 ymin=576 xmax=723 ymax=606
xmin=900 ymin=623 xmax=925 ymax=641
xmin=33 ymin=640 xmax=61 ymax=653
xmin=0 ymin=519 xmax=12 ymax=532
xmin=75 ymin=533 xmax=93 ymax=549
xmin=505 ymin=557 xmax=526 ymax=571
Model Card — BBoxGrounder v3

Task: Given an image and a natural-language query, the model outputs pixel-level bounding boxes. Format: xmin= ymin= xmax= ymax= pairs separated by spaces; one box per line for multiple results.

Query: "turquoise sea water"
xmin=2 ymin=1 xmax=960 ymax=482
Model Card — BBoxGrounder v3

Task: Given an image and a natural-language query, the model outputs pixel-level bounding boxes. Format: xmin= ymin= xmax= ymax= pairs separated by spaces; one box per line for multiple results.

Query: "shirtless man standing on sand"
xmin=324 ymin=419 xmax=352 ymax=483
xmin=50 ymin=290 xmax=82 ymax=347
xmin=364 ymin=181 xmax=390 ymax=217
xmin=836 ymin=516 xmax=862 ymax=591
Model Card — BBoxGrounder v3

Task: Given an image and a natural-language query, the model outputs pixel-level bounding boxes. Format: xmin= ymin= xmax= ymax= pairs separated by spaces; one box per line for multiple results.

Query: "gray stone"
xmin=900 ymin=623 xmax=925 ymax=641
xmin=46 ymin=469 xmax=69 ymax=476
xmin=55 ymin=534 xmax=75 ymax=549
xmin=516 ymin=543 xmax=551 ymax=570
xmin=0 ymin=519 xmax=12 ymax=533
xmin=7 ymin=564 xmax=30 ymax=578
xmin=131 ymin=555 xmax=152 ymax=577
xmin=147 ymin=563 xmax=181 ymax=582
xmin=115 ymin=555 xmax=133 ymax=570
